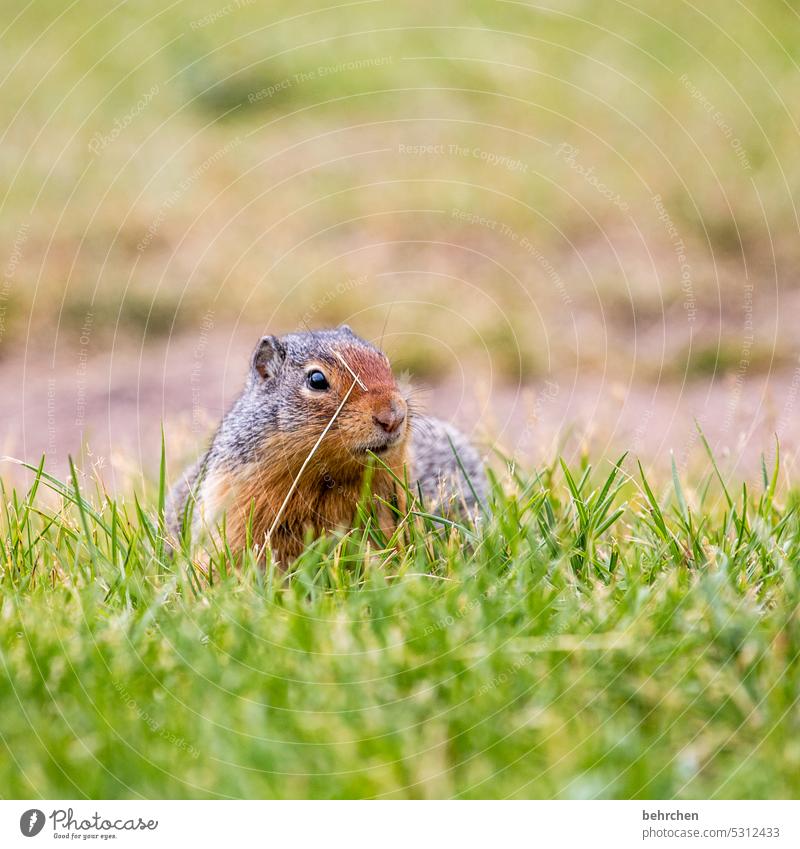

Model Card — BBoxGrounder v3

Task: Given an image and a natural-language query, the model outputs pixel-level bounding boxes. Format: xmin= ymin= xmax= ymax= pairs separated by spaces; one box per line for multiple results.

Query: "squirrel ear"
xmin=252 ymin=335 xmax=286 ymax=380
xmin=338 ymin=323 xmax=353 ymax=334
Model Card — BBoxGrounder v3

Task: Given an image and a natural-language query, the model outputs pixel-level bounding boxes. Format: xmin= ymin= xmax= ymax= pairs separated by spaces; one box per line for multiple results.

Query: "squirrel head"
xmin=246 ymin=326 xmax=410 ymax=472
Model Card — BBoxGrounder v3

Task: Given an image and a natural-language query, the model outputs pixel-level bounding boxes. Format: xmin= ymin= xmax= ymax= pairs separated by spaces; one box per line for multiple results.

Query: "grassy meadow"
xmin=1 ymin=448 xmax=799 ymax=798
xmin=2 ymin=1 xmax=799 ymax=378
xmin=2 ymin=1 xmax=800 ymax=802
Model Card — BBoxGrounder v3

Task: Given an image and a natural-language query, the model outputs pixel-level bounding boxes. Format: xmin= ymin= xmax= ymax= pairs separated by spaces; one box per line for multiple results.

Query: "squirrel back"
xmin=169 ymin=326 xmax=486 ymax=563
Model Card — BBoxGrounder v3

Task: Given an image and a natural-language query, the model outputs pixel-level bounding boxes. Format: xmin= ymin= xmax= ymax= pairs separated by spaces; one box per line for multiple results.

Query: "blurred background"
xmin=1 ymin=0 xmax=798 ymax=486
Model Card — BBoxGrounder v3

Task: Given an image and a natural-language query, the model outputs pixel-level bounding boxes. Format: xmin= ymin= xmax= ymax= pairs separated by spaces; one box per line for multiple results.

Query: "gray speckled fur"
xmin=168 ymin=327 xmax=487 ymax=537
xmin=409 ymin=415 xmax=487 ymax=512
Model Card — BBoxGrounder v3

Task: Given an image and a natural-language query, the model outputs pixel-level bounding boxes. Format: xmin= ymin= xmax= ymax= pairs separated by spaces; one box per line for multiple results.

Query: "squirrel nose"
xmin=373 ymin=402 xmax=406 ymax=435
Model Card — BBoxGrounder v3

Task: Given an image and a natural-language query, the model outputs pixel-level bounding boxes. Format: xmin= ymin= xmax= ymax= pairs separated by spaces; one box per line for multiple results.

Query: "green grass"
xmin=1 ymin=446 xmax=799 ymax=798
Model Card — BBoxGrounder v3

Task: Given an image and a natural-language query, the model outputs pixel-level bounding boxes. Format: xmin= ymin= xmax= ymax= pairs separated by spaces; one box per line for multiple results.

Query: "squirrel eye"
xmin=306 ymin=369 xmax=329 ymax=391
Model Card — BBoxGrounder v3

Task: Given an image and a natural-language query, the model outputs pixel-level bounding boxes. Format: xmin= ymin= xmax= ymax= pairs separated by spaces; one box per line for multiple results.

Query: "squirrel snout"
xmin=372 ymin=401 xmax=406 ymax=435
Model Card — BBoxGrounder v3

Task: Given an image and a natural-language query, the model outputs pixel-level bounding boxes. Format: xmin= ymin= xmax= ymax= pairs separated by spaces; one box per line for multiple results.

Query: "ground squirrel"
xmin=168 ymin=326 xmax=486 ymax=564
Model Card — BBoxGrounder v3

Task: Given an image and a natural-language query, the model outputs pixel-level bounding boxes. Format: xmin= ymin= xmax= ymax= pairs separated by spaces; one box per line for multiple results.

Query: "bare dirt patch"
xmin=1 ymin=329 xmax=798 ymax=491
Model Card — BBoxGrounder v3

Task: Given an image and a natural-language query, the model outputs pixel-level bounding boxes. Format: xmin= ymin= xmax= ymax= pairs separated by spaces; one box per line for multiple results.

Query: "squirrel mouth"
xmin=361 ymin=443 xmax=391 ymax=456
xmin=359 ymin=435 xmax=403 ymax=456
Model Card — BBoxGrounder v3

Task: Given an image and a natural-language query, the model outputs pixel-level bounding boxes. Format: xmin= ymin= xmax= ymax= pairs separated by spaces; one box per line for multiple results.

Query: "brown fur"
xmin=203 ymin=465 xmax=405 ymax=564
xmin=200 ymin=450 xmax=406 ymax=564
